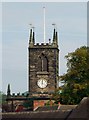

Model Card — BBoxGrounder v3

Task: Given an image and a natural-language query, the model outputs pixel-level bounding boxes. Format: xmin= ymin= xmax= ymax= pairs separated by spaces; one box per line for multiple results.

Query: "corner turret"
xmin=52 ymin=24 xmax=58 ymax=47
xmin=29 ymin=28 xmax=35 ymax=46
xmin=7 ymin=84 xmax=11 ymax=96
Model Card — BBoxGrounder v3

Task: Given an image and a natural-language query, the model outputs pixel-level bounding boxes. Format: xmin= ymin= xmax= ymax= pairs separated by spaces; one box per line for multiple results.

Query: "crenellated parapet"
xmin=29 ymin=28 xmax=58 ymax=48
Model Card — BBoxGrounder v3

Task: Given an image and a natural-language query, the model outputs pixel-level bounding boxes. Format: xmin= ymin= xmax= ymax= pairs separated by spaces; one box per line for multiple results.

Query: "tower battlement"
xmin=29 ymin=43 xmax=58 ymax=49
xmin=36 ymin=43 xmax=50 ymax=46
xmin=29 ymin=28 xmax=58 ymax=48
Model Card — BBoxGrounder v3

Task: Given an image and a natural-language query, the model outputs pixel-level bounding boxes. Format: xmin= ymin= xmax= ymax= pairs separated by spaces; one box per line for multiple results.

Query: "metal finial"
xmin=29 ymin=24 xmax=32 ymax=29
xmin=52 ymin=23 xmax=56 ymax=29
xmin=29 ymin=23 xmax=32 ymax=26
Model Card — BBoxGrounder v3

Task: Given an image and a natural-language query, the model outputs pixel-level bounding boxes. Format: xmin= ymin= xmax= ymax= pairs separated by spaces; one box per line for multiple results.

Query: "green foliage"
xmin=23 ymin=100 xmax=33 ymax=108
xmin=0 ymin=91 xmax=7 ymax=105
xmin=53 ymin=46 xmax=89 ymax=104
xmin=45 ymin=100 xmax=51 ymax=106
xmin=45 ymin=100 xmax=55 ymax=106
xmin=52 ymin=87 xmax=62 ymax=104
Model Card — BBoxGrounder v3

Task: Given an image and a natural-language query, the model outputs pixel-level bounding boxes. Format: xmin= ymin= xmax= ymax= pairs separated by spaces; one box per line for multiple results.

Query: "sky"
xmin=1 ymin=2 xmax=87 ymax=94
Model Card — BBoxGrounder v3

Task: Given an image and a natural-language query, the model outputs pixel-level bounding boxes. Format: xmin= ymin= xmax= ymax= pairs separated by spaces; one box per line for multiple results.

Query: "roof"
xmin=35 ymin=105 xmax=58 ymax=111
xmin=2 ymin=97 xmax=89 ymax=119
xmin=35 ymin=105 xmax=77 ymax=112
xmin=67 ymin=97 xmax=89 ymax=119
xmin=2 ymin=110 xmax=71 ymax=119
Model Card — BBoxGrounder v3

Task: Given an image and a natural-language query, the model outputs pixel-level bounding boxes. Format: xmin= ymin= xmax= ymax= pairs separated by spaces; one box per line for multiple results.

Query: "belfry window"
xmin=39 ymin=54 xmax=48 ymax=72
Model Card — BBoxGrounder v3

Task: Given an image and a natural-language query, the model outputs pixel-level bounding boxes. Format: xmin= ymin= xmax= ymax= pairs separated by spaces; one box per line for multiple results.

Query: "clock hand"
xmin=42 ymin=79 xmax=43 ymax=84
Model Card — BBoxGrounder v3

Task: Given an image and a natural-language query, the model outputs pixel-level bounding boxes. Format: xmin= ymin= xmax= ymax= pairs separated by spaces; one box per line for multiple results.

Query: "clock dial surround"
xmin=37 ymin=79 xmax=47 ymax=88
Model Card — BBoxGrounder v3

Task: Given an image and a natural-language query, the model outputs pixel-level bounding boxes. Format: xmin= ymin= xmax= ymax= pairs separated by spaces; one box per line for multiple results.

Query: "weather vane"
xmin=29 ymin=24 xmax=32 ymax=27
xmin=52 ymin=23 xmax=56 ymax=29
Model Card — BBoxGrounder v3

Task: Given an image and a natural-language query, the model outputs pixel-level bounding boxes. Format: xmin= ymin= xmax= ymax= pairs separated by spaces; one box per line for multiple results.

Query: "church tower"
xmin=28 ymin=27 xmax=59 ymax=97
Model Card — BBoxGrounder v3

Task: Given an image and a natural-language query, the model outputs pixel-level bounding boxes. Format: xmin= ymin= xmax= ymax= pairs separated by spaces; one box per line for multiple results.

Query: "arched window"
xmin=38 ymin=54 xmax=48 ymax=72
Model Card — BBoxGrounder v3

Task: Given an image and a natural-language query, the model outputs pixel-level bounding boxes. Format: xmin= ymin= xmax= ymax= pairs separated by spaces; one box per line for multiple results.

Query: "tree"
xmin=51 ymin=87 xmax=62 ymax=104
xmin=53 ymin=46 xmax=89 ymax=104
xmin=0 ymin=91 xmax=7 ymax=104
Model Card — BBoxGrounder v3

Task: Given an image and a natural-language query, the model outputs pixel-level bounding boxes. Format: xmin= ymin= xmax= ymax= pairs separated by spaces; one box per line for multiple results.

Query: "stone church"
xmin=6 ymin=26 xmax=59 ymax=112
xmin=28 ymin=27 xmax=59 ymax=97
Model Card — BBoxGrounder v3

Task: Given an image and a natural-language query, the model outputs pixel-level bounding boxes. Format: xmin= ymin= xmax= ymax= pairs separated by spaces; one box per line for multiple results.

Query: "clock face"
xmin=37 ymin=79 xmax=47 ymax=88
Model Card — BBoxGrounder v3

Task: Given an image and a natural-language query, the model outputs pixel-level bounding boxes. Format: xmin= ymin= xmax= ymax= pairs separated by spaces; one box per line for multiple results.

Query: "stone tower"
xmin=28 ymin=28 xmax=59 ymax=97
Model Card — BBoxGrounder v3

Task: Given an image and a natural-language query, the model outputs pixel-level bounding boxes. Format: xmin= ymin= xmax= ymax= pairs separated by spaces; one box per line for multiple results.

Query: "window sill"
xmin=36 ymin=71 xmax=49 ymax=75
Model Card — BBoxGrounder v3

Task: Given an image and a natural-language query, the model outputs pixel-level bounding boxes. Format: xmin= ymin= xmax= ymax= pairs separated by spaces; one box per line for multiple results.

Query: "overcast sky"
xmin=2 ymin=2 xmax=87 ymax=94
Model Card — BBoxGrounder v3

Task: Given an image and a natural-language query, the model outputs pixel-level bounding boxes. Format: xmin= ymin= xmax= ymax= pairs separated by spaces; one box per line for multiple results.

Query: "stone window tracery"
xmin=39 ymin=54 xmax=48 ymax=72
